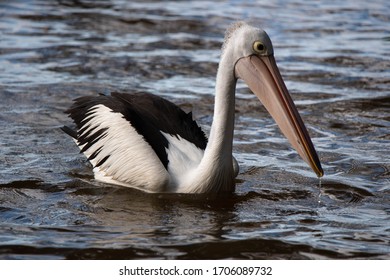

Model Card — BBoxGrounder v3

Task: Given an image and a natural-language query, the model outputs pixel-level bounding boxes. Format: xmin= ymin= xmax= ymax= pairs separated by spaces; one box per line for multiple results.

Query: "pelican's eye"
xmin=253 ymin=41 xmax=266 ymax=54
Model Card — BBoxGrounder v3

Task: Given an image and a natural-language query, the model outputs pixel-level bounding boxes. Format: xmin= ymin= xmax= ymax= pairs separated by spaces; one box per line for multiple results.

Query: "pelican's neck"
xmin=187 ymin=52 xmax=237 ymax=193
xmin=207 ymin=54 xmax=237 ymax=159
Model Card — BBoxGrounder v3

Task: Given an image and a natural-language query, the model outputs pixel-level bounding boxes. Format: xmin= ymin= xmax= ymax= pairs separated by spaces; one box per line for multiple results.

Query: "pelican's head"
xmin=225 ymin=22 xmax=323 ymax=177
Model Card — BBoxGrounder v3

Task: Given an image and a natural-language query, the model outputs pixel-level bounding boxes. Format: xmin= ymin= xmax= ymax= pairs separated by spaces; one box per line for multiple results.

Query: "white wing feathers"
xmin=78 ymin=104 xmax=169 ymax=192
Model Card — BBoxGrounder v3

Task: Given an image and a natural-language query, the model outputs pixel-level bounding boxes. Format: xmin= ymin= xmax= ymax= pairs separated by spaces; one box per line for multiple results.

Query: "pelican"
xmin=62 ymin=22 xmax=323 ymax=194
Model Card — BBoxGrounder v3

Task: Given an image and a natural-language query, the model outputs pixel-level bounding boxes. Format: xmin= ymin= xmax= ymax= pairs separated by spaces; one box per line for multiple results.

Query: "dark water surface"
xmin=0 ymin=0 xmax=389 ymax=259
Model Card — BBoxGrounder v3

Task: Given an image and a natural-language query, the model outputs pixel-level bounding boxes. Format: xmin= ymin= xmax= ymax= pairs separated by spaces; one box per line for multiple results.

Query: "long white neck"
xmin=185 ymin=51 xmax=237 ymax=193
xmin=207 ymin=54 xmax=237 ymax=164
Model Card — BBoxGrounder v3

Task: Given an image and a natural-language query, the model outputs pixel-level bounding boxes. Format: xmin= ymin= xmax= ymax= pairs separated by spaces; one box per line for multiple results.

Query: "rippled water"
xmin=0 ymin=0 xmax=389 ymax=259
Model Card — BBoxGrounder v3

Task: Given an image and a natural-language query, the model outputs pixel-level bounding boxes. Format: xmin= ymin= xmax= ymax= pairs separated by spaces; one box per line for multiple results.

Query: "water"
xmin=0 ymin=0 xmax=389 ymax=259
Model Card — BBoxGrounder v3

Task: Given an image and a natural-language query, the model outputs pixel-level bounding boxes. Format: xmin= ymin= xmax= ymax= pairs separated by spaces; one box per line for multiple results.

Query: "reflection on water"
xmin=0 ymin=0 xmax=389 ymax=259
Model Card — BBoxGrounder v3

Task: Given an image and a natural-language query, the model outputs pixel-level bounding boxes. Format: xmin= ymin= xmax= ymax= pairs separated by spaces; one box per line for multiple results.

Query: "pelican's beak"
xmin=235 ymin=55 xmax=323 ymax=177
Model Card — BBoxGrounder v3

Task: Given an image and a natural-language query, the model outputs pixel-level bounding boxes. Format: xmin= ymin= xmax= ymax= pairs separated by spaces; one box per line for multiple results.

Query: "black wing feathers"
xmin=62 ymin=92 xmax=208 ymax=169
xmin=112 ymin=92 xmax=207 ymax=149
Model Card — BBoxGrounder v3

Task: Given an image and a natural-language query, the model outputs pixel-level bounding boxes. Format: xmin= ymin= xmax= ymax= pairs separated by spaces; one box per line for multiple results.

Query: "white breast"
xmin=161 ymin=132 xmax=205 ymax=190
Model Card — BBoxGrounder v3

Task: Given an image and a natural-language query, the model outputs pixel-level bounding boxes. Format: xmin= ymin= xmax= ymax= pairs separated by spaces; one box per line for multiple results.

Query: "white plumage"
xmin=161 ymin=132 xmax=205 ymax=189
xmin=79 ymin=104 xmax=169 ymax=192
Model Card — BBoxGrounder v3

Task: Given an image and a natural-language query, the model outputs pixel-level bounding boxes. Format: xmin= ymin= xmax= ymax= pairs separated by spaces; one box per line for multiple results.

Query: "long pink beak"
xmin=235 ymin=55 xmax=323 ymax=177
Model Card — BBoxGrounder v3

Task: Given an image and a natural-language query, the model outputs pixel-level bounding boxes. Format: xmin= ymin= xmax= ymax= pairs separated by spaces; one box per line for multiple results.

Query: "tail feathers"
xmin=61 ymin=126 xmax=77 ymax=139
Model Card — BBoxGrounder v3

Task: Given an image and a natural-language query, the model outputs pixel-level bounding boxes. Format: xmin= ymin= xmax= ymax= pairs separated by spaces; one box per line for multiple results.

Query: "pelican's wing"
xmin=62 ymin=92 xmax=207 ymax=192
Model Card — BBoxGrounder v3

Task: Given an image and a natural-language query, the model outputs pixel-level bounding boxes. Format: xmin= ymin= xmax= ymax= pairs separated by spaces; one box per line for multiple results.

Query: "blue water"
xmin=0 ymin=0 xmax=389 ymax=259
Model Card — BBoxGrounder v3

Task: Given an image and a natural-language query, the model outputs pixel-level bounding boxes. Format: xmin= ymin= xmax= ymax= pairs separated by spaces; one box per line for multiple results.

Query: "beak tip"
xmin=314 ymin=164 xmax=324 ymax=178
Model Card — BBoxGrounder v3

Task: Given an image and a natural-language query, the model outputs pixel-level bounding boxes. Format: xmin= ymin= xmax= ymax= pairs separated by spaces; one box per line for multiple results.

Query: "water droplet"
xmin=317 ymin=177 xmax=322 ymax=205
